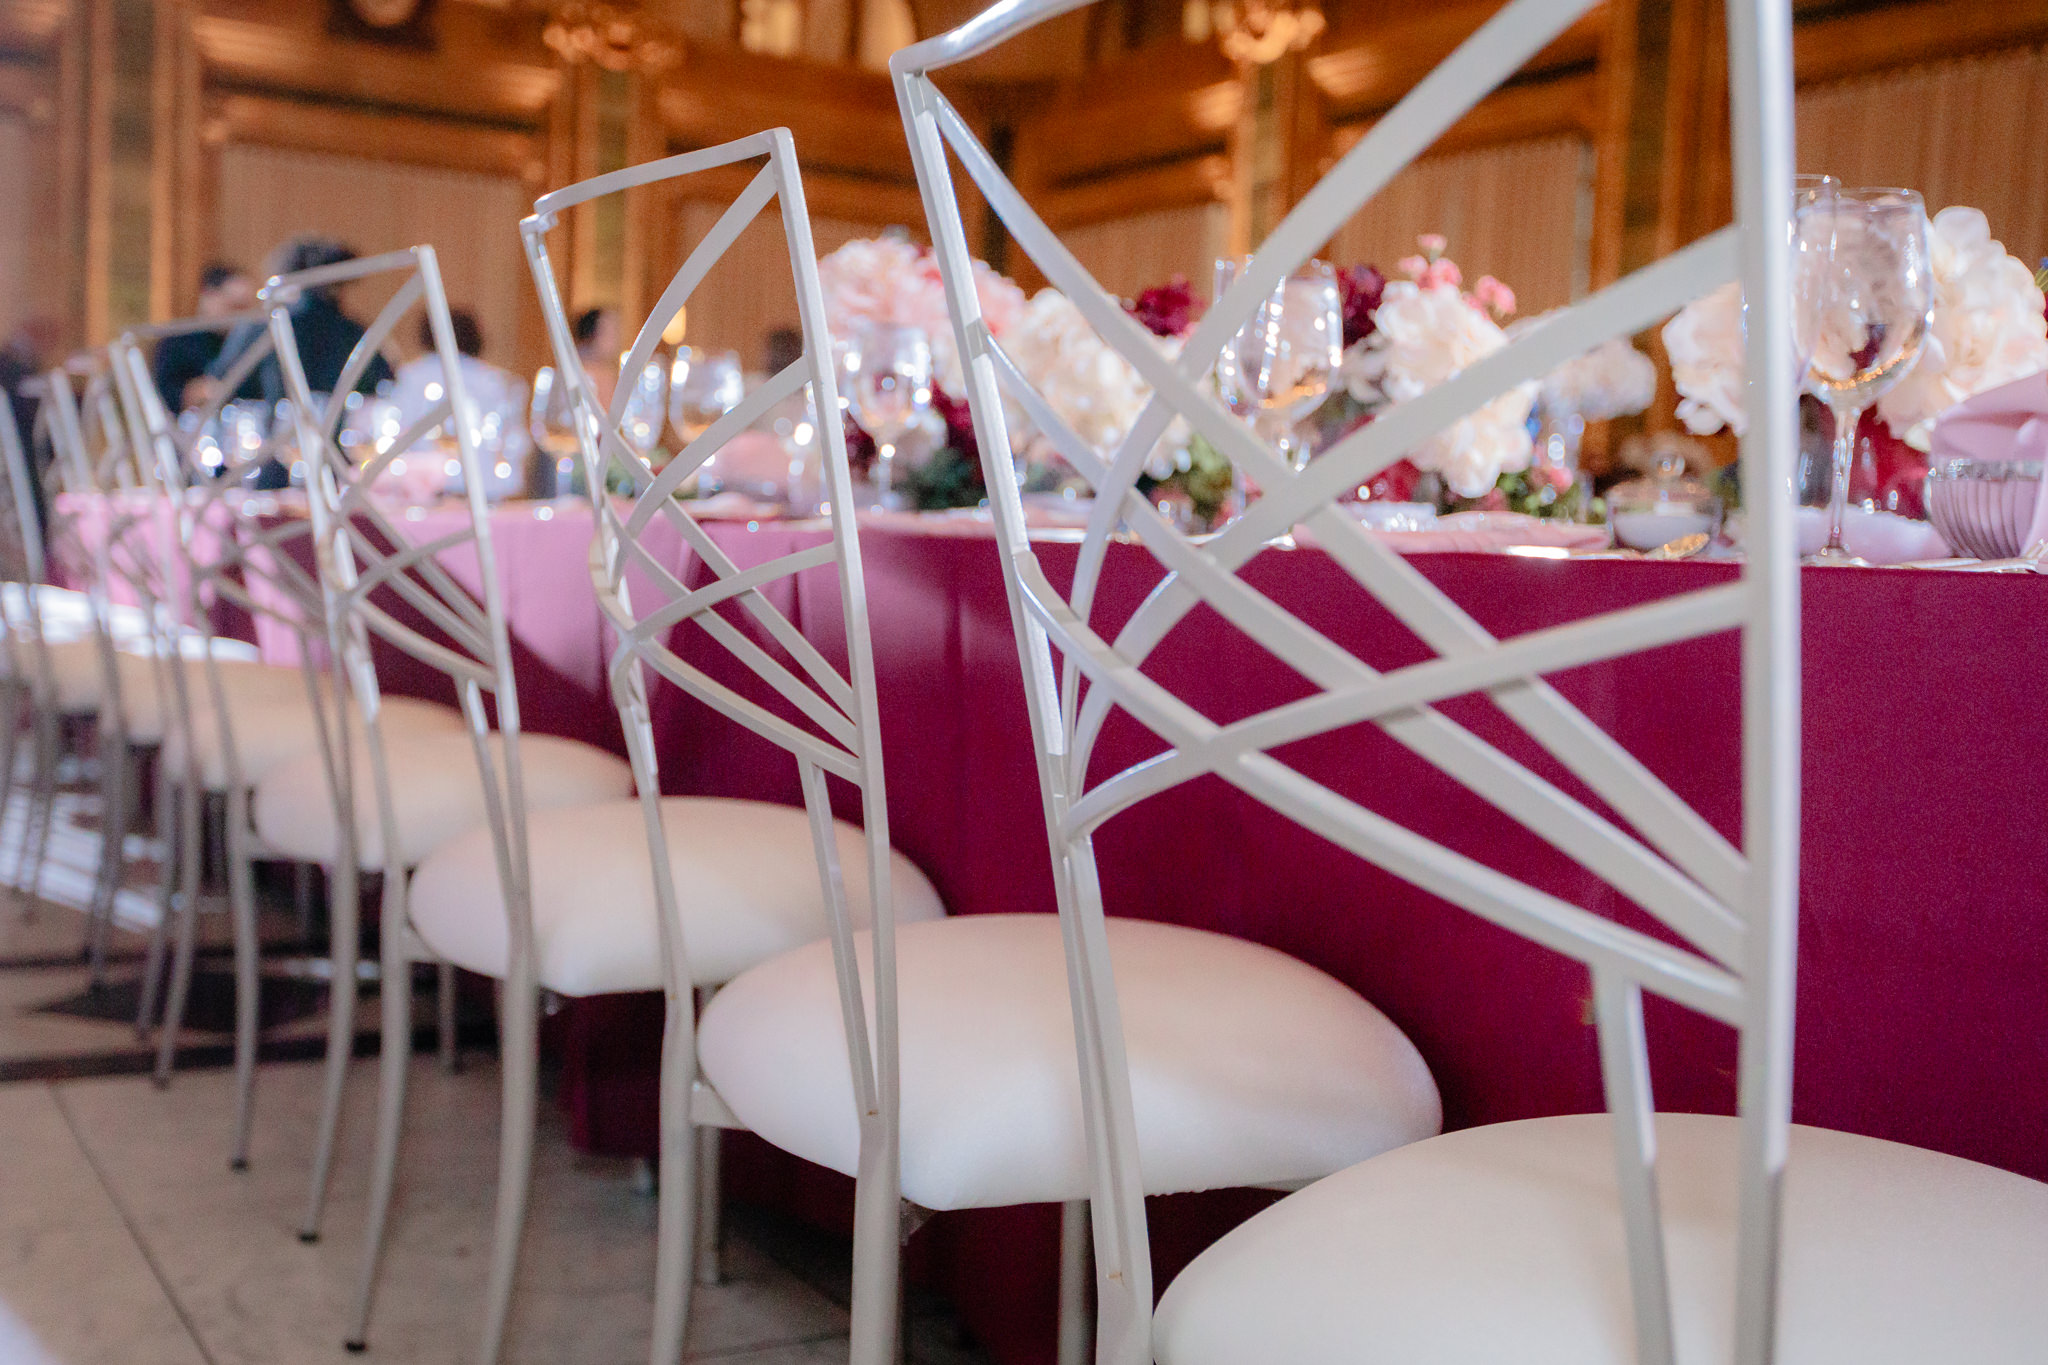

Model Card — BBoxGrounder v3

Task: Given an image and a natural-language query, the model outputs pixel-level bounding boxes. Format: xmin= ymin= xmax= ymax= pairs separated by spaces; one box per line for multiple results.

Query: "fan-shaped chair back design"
xmin=895 ymin=1 xmax=1801 ymax=1361
xmin=520 ymin=128 xmax=902 ymax=1361
xmin=263 ymin=245 xmax=559 ymax=1358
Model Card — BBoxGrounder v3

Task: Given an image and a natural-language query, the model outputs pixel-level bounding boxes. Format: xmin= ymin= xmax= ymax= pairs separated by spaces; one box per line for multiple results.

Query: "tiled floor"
xmin=0 ymin=775 xmax=989 ymax=1364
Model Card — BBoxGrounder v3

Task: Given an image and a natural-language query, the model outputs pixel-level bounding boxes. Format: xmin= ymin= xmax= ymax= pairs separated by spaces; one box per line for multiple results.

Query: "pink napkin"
xmin=1929 ymin=369 xmax=2048 ymax=550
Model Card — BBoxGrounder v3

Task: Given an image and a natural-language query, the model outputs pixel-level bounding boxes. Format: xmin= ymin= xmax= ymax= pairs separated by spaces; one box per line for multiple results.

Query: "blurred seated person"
xmin=386 ymin=309 xmax=531 ymax=499
xmin=574 ymin=306 xmax=621 ymax=409
xmin=206 ymin=236 xmax=395 ymax=408
xmin=152 ymin=263 xmax=254 ymax=413
xmin=205 ymin=237 xmax=394 ymax=489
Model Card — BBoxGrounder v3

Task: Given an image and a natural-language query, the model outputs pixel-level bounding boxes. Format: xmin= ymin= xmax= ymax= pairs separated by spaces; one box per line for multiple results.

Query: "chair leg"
xmin=151 ymin=766 xmax=207 ymax=1087
xmin=82 ymin=724 xmax=128 ymax=959
xmin=18 ymin=708 xmax=61 ymax=919
xmin=134 ymin=779 xmax=178 ymax=1039
xmin=475 ymin=970 xmax=540 ymax=1365
xmin=694 ymin=1125 xmax=723 ymax=1288
xmin=0 ymin=681 xmax=26 ymax=827
xmin=299 ymin=857 xmax=361 ymax=1243
xmin=345 ymin=875 xmax=415 ymax=1353
xmin=84 ymin=744 xmax=135 ymax=989
xmin=226 ymin=783 xmax=260 ymax=1171
xmin=846 ymin=1135 xmax=903 ymax=1365
xmin=437 ymin=960 xmax=459 ymax=1073
xmin=648 ymin=994 xmax=700 ymax=1365
xmin=1056 ymin=1200 xmax=1092 ymax=1365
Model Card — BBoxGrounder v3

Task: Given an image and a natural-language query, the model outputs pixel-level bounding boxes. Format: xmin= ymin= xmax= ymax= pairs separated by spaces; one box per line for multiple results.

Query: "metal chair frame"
xmin=106 ymin=318 xmax=348 ymax=1160
xmin=262 ymin=246 xmax=535 ymax=1362
xmin=894 ymin=0 xmax=1801 ymax=1360
xmin=0 ymin=386 xmax=66 ymax=922
xmin=30 ymin=359 xmax=180 ymax=988
xmin=519 ymin=130 xmax=901 ymax=1365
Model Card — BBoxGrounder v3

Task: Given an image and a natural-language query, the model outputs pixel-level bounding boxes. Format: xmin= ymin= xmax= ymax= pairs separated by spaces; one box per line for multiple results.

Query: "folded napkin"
xmin=1929 ymin=369 xmax=2048 ymax=551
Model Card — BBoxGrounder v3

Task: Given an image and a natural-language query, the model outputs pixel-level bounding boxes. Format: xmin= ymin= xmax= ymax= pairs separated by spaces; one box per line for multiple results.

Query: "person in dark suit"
xmin=205 ymin=237 xmax=395 ymax=488
xmin=206 ymin=236 xmax=395 ymax=409
xmin=151 ymin=263 xmax=255 ymax=414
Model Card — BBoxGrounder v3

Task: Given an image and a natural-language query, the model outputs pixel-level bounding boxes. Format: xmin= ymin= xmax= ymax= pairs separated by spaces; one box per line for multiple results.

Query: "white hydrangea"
xmin=1876 ymin=206 xmax=2048 ymax=444
xmin=1343 ymin=279 xmax=1536 ymax=497
xmin=1661 ymin=282 xmax=1748 ymax=436
xmin=1538 ymin=335 xmax=1658 ymax=421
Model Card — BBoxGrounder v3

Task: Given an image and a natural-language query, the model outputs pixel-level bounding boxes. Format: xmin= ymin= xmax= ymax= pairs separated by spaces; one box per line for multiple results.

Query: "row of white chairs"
xmin=3 ymin=1 xmax=2044 ymax=1364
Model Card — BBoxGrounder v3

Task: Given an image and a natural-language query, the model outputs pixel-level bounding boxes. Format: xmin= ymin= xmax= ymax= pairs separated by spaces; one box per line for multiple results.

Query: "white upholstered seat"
xmin=697 ymin=913 xmax=1440 ymax=1212
xmin=1153 ymin=1113 xmax=2048 ymax=1365
xmin=409 ymin=796 xmax=949 ymax=997
xmin=164 ymin=689 xmax=462 ymax=789
xmin=252 ymin=728 xmax=631 ymax=869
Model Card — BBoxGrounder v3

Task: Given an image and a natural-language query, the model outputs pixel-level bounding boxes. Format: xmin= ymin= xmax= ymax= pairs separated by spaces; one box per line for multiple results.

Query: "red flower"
xmin=1338 ymin=264 xmax=1386 ymax=348
xmin=1127 ymin=276 xmax=1204 ymax=338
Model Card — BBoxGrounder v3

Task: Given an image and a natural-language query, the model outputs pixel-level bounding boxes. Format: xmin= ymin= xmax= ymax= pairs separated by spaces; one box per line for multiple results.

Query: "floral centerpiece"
xmin=1663 ymin=205 xmax=2048 ymax=516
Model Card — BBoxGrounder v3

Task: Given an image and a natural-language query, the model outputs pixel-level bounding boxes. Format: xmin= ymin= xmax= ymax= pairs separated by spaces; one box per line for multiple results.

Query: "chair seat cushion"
xmin=408 ymin=796 xmax=949 ymax=996
xmin=252 ymin=728 xmax=631 ymax=870
xmin=165 ymin=690 xmax=464 ymax=789
xmin=16 ymin=640 xmax=274 ymax=740
xmin=697 ymin=913 xmax=1439 ymax=1211
xmin=1152 ymin=1112 xmax=2048 ymax=1365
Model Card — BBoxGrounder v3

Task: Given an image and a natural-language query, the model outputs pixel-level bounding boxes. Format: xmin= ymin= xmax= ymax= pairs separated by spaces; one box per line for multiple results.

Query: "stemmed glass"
xmin=530 ymin=365 xmax=584 ymax=495
xmin=1213 ymin=257 xmax=1343 ymax=470
xmin=1803 ymin=187 xmax=1933 ymax=564
xmin=618 ymin=358 xmax=670 ymax=477
xmin=669 ymin=348 xmax=746 ymax=495
xmin=842 ymin=324 xmax=932 ymax=509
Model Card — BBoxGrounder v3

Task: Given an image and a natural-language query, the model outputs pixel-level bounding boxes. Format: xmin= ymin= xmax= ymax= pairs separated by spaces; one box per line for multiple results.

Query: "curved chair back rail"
xmin=521 ymin=129 xmax=901 ymax=1365
xmin=893 ymin=0 xmax=1801 ymax=1361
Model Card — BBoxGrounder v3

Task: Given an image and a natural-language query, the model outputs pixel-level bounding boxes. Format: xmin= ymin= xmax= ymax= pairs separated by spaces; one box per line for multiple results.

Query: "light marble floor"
xmin=0 ymin=803 xmax=987 ymax=1365
xmin=0 ymin=1057 xmax=883 ymax=1365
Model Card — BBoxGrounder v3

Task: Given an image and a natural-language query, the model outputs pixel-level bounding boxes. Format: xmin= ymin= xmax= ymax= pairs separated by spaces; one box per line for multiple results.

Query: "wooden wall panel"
xmin=1063 ymin=201 xmax=1230 ymax=300
xmin=664 ymin=204 xmax=912 ymax=366
xmin=1796 ymin=44 xmax=2048 ymax=265
xmin=1329 ymin=134 xmax=1592 ymax=314
xmin=0 ymin=114 xmax=32 ymax=334
xmin=215 ymin=142 xmax=531 ymax=371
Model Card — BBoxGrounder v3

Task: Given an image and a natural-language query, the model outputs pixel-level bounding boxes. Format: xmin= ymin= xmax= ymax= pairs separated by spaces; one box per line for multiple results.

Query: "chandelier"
xmin=1206 ymin=0 xmax=1325 ymax=66
xmin=543 ymin=1 xmax=682 ymax=73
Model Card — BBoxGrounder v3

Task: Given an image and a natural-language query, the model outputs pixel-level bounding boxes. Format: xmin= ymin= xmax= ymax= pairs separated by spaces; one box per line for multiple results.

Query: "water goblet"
xmin=1804 ymin=187 xmax=1932 ymax=565
xmin=843 ymin=324 xmax=932 ymax=509
xmin=669 ymin=348 xmax=746 ymax=494
xmin=1213 ymin=257 xmax=1343 ymax=471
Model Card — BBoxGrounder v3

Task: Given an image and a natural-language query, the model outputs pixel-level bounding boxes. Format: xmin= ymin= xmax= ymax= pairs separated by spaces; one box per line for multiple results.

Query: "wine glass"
xmin=530 ymin=365 xmax=584 ymax=496
xmin=1213 ymin=257 xmax=1343 ymax=470
xmin=842 ymin=324 xmax=931 ymax=509
xmin=669 ymin=348 xmax=746 ymax=494
xmin=618 ymin=358 xmax=669 ymax=479
xmin=1804 ymin=187 xmax=1932 ymax=564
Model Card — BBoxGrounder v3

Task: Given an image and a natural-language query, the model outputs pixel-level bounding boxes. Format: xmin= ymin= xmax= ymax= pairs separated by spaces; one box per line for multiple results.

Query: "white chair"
xmin=486 ymin=133 xmax=951 ymax=1365
xmin=103 ymin=321 xmax=468 ymax=1160
xmin=896 ymin=2 xmax=2048 ymax=1364
xmin=29 ymin=360 xmax=196 ymax=974
xmin=548 ymin=145 xmax=1436 ymax=1365
xmin=245 ymin=247 xmax=632 ymax=1351
xmin=0 ymin=388 xmax=68 ymax=922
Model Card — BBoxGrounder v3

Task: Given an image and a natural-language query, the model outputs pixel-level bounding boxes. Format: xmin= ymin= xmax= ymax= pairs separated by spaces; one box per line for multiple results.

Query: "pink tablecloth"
xmin=78 ymin=496 xmax=2048 ymax=1362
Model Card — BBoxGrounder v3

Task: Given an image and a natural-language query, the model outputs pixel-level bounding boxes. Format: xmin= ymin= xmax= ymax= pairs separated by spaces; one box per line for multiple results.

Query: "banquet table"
xmin=67 ymin=495 xmax=2048 ymax=1363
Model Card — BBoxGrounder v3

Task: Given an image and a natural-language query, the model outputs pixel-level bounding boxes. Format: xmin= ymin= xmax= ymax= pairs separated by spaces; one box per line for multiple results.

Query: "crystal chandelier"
xmin=543 ymin=1 xmax=682 ymax=73
xmin=1205 ymin=0 xmax=1325 ymax=65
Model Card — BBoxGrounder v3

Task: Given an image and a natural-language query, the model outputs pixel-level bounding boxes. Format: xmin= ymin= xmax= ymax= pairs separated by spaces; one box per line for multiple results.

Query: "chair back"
xmin=519 ymin=131 xmax=900 ymax=1348
xmin=263 ymin=246 xmax=526 ymax=904
xmin=0 ymin=386 xmax=57 ymax=703
xmin=34 ymin=359 xmax=154 ymax=745
xmin=895 ymin=1 xmax=1802 ymax=1361
xmin=106 ymin=319 xmax=335 ymax=793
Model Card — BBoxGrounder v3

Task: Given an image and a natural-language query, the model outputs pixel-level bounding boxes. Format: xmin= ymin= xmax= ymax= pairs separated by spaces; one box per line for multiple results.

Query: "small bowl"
xmin=1923 ymin=459 xmax=2043 ymax=559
